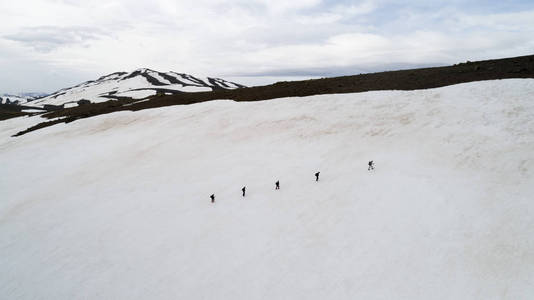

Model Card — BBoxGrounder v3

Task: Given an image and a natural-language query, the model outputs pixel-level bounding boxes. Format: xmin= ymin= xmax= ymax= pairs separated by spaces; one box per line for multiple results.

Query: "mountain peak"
xmin=131 ymin=68 xmax=156 ymax=73
xmin=32 ymin=69 xmax=246 ymax=107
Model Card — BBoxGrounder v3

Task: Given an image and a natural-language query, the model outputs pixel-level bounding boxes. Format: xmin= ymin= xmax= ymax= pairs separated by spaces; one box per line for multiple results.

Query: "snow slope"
xmin=32 ymin=68 xmax=245 ymax=106
xmin=1 ymin=79 xmax=533 ymax=299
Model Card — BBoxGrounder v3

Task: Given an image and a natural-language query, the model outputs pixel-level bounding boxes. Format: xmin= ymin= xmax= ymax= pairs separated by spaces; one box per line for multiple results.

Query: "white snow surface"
xmin=114 ymin=89 xmax=157 ymax=99
xmin=1 ymin=79 xmax=534 ymax=299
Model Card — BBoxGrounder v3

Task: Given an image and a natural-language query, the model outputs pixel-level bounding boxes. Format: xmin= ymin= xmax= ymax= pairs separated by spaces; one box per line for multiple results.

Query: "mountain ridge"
xmin=4 ymin=54 xmax=534 ymax=135
xmin=31 ymin=68 xmax=246 ymax=107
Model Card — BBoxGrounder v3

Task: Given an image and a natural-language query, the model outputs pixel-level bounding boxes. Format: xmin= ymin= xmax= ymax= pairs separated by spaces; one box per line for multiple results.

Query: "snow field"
xmin=1 ymin=79 xmax=533 ymax=299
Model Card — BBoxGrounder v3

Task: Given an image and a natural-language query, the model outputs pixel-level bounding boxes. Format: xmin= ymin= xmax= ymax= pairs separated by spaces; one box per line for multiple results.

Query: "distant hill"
xmin=31 ymin=69 xmax=246 ymax=107
xmin=0 ymin=93 xmax=47 ymax=105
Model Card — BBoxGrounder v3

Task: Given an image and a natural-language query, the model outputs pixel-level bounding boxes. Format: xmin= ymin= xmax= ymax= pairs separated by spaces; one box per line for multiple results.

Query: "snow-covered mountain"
xmin=0 ymin=95 xmax=25 ymax=105
xmin=0 ymin=93 xmax=47 ymax=105
xmin=32 ymin=68 xmax=246 ymax=107
xmin=1 ymin=79 xmax=533 ymax=299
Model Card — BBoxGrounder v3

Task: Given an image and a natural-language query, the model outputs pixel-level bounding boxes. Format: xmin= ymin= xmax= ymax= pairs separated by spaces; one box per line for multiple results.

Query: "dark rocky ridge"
xmin=10 ymin=54 xmax=534 ymax=136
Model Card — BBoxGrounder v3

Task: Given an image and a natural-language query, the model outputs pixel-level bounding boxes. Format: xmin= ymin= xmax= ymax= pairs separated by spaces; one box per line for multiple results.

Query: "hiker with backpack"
xmin=315 ymin=172 xmax=320 ymax=181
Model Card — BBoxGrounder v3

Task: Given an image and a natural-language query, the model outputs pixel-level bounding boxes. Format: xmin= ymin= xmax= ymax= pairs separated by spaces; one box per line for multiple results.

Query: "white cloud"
xmin=0 ymin=0 xmax=533 ymax=92
xmin=4 ymin=26 xmax=109 ymax=52
xmin=455 ymin=10 xmax=534 ymax=31
xmin=331 ymin=1 xmax=377 ymax=16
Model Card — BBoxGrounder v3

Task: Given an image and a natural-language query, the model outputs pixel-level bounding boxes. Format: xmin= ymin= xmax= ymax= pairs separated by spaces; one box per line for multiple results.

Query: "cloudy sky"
xmin=1 ymin=0 xmax=533 ymax=93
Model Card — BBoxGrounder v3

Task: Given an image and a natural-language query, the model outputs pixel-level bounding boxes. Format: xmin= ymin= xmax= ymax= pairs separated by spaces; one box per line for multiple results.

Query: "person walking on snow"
xmin=242 ymin=186 xmax=246 ymax=197
xmin=210 ymin=194 xmax=215 ymax=203
xmin=275 ymin=180 xmax=280 ymax=190
xmin=368 ymin=160 xmax=375 ymax=171
xmin=315 ymin=172 xmax=320 ymax=181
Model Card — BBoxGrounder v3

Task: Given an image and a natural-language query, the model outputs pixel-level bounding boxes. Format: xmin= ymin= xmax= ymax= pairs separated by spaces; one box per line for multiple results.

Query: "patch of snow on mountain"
xmin=1 ymin=79 xmax=533 ymax=299
xmin=116 ymin=90 xmax=157 ymax=99
xmin=147 ymin=71 xmax=172 ymax=85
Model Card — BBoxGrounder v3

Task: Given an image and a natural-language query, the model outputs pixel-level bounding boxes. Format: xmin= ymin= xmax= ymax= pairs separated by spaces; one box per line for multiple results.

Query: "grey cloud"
xmin=0 ymin=44 xmax=91 ymax=93
xmin=227 ymin=62 xmax=442 ymax=78
xmin=4 ymin=26 xmax=109 ymax=52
